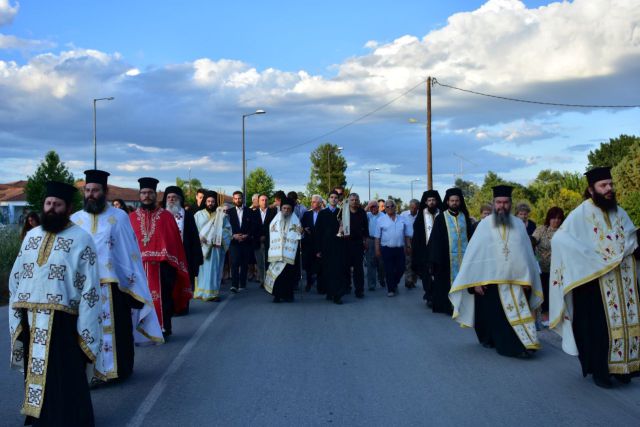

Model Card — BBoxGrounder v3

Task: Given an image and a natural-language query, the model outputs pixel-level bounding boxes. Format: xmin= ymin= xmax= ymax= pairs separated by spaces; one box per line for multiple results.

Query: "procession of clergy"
xmin=8 ymin=165 xmax=640 ymax=425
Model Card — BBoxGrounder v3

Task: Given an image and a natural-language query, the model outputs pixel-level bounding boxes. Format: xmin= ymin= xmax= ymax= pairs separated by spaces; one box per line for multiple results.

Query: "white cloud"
xmin=116 ymin=156 xmax=239 ymax=173
xmin=0 ymin=0 xmax=18 ymax=27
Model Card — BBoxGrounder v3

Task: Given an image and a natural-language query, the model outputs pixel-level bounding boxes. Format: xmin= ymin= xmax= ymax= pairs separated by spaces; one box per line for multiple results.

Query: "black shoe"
xmin=355 ymin=293 xmax=364 ymax=299
xmin=380 ymin=283 xmax=386 ymax=288
xmin=426 ymin=300 xmax=433 ymax=308
xmin=333 ymin=297 xmax=343 ymax=305
xmin=481 ymin=342 xmax=494 ymax=349
xmin=305 ymin=284 xmax=312 ymax=292
xmin=230 ymin=286 xmax=238 ymax=293
xmin=515 ymin=350 xmax=533 ymax=359
xmin=273 ymin=297 xmax=282 ymax=303
xmin=284 ymin=297 xmax=294 ymax=303
xmin=594 ymin=375 xmax=613 ymax=388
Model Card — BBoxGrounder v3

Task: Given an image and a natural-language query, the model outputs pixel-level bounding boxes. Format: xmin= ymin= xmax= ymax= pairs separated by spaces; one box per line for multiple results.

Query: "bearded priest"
xmin=129 ymin=177 xmax=191 ymax=338
xmin=9 ymin=181 xmax=102 ymax=426
xmin=264 ymin=197 xmax=303 ymax=302
xmin=550 ymin=167 xmax=640 ymax=388
xmin=450 ymin=185 xmax=543 ymax=358
xmin=72 ymin=170 xmax=163 ymax=384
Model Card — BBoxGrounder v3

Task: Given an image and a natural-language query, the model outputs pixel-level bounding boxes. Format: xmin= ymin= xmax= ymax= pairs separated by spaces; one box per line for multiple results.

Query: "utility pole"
xmin=426 ymin=77 xmax=433 ymax=190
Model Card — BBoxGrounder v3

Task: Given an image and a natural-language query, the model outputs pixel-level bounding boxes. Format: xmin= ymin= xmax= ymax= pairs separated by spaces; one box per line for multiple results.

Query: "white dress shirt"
xmin=236 ymin=206 xmax=243 ymax=227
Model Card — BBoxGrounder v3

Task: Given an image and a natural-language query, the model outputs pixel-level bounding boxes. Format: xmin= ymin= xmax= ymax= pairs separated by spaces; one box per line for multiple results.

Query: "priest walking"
xmin=411 ymin=190 xmax=442 ymax=307
xmin=72 ymin=170 xmax=163 ymax=385
xmin=162 ymin=186 xmax=203 ymax=315
xmin=315 ymin=190 xmax=348 ymax=304
xmin=194 ymin=191 xmax=232 ymax=301
xmin=130 ymin=177 xmax=191 ymax=338
xmin=450 ymin=185 xmax=543 ymax=358
xmin=550 ymin=167 xmax=640 ymax=387
xmin=264 ymin=197 xmax=303 ymax=302
xmin=9 ymin=181 xmax=102 ymax=426
xmin=428 ymin=188 xmax=472 ymax=314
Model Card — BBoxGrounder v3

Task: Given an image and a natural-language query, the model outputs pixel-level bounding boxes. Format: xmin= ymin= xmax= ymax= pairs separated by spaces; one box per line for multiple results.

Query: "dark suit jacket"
xmin=228 ymin=206 xmax=255 ymax=247
xmin=183 ymin=210 xmax=204 ymax=281
xmin=301 ymin=209 xmax=320 ymax=268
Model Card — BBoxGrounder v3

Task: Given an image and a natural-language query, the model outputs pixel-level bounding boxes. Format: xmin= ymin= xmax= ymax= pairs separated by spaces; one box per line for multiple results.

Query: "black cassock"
xmin=314 ymin=207 xmax=348 ymax=300
xmin=427 ymin=212 xmax=472 ymax=314
xmin=472 ymin=285 xmax=527 ymax=357
xmin=20 ymin=310 xmax=95 ymax=427
xmin=109 ymin=284 xmax=144 ymax=380
xmin=412 ymin=212 xmax=433 ymax=303
xmin=177 ymin=209 xmax=204 ymax=315
xmin=272 ymin=263 xmax=298 ymax=302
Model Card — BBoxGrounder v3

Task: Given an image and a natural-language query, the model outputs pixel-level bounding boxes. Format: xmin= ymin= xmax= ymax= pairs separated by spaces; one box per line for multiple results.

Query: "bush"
xmin=0 ymin=226 xmax=22 ymax=305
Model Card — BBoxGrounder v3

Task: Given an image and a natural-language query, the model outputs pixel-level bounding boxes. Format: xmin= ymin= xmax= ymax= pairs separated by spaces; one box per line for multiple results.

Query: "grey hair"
xmin=385 ymin=199 xmax=396 ymax=207
xmin=515 ymin=202 xmax=530 ymax=214
xmin=311 ymin=194 xmax=323 ymax=203
xmin=409 ymin=199 xmax=419 ymax=206
xmin=349 ymin=192 xmax=360 ymax=199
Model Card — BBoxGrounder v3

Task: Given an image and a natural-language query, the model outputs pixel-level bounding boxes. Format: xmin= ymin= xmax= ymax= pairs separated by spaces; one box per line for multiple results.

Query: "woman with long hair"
xmin=20 ymin=211 xmax=40 ymax=239
xmin=112 ymin=198 xmax=130 ymax=213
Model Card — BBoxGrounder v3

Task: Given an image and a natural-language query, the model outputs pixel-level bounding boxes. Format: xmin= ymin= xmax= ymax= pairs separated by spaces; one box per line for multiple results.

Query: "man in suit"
xmin=301 ymin=194 xmax=323 ymax=292
xmin=228 ymin=191 xmax=255 ymax=292
xmin=252 ymin=194 xmax=276 ymax=288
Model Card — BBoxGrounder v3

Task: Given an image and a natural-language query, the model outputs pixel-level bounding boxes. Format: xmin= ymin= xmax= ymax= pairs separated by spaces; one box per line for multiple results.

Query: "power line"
xmin=248 ymin=78 xmax=427 ymax=160
xmin=432 ymin=78 xmax=640 ymax=108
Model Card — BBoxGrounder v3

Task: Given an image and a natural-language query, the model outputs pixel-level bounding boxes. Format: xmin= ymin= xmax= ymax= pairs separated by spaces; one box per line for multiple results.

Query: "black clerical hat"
xmin=84 ymin=169 xmax=110 ymax=187
xmin=204 ymin=190 xmax=218 ymax=201
xmin=445 ymin=188 xmax=463 ymax=199
xmin=584 ymin=167 xmax=612 ymax=186
xmin=45 ymin=181 xmax=77 ymax=205
xmin=164 ymin=186 xmax=184 ymax=199
xmin=138 ymin=177 xmax=159 ymax=191
xmin=422 ymin=190 xmax=440 ymax=200
xmin=492 ymin=185 xmax=513 ymax=198
xmin=280 ymin=197 xmax=294 ymax=208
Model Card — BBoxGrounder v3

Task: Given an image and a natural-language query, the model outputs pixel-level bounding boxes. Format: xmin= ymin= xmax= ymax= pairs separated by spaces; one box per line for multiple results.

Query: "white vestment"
xmin=450 ymin=214 xmax=543 ymax=350
xmin=264 ymin=212 xmax=302 ymax=294
xmin=72 ymin=206 xmax=163 ymax=379
xmin=9 ymin=224 xmax=102 ymax=418
xmin=194 ymin=209 xmax=231 ymax=300
xmin=550 ymin=200 xmax=640 ymax=373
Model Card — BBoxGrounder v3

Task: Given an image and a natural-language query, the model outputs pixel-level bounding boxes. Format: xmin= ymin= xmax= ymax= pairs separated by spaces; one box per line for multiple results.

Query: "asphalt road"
xmin=2 ymin=281 xmax=640 ymax=426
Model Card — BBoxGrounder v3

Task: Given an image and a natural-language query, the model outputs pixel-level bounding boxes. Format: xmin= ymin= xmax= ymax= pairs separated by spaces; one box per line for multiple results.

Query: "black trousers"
xmin=346 ymin=240 xmax=365 ymax=295
xmin=160 ymin=263 xmax=176 ymax=334
xmin=230 ymin=243 xmax=252 ymax=288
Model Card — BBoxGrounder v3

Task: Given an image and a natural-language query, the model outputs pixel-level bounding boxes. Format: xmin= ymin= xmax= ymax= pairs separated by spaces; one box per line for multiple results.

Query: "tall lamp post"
xmin=93 ymin=97 xmax=114 ymax=169
xmin=410 ymin=178 xmax=421 ymax=200
xmin=367 ymin=168 xmax=380 ymax=201
xmin=328 ymin=145 xmax=343 ymax=191
xmin=242 ymin=109 xmax=266 ymax=200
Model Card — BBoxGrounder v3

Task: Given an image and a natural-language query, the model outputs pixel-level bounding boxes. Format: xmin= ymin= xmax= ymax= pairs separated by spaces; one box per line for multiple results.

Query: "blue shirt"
xmin=367 ymin=211 xmax=382 ymax=238
xmin=374 ymin=214 xmax=412 ymax=247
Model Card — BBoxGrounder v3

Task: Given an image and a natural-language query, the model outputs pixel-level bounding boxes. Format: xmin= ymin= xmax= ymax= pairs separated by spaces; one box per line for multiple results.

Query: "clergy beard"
xmin=492 ymin=209 xmax=512 ymax=228
xmin=141 ymin=201 xmax=156 ymax=210
xmin=592 ymin=190 xmax=617 ymax=212
xmin=447 ymin=208 xmax=459 ymax=215
xmin=206 ymin=206 xmax=217 ymax=213
xmin=427 ymin=205 xmax=438 ymax=214
xmin=166 ymin=202 xmax=181 ymax=215
xmin=84 ymin=194 xmax=107 ymax=214
xmin=40 ymin=211 xmax=70 ymax=233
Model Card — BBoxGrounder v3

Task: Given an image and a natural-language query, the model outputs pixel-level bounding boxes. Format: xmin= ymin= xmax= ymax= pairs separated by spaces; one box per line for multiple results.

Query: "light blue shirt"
xmin=367 ymin=211 xmax=382 ymax=238
xmin=374 ymin=214 xmax=412 ymax=247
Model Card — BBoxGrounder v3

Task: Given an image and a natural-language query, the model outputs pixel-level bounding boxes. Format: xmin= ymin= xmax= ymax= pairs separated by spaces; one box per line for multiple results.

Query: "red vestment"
xmin=129 ymin=207 xmax=191 ymax=328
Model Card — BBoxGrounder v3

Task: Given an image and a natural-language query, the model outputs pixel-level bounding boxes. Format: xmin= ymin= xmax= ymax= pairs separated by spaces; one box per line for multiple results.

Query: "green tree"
xmin=454 ymin=178 xmax=479 ymax=200
xmin=467 ymin=171 xmax=532 ymax=219
xmin=531 ymin=188 xmax=583 ymax=224
xmin=25 ymin=151 xmax=80 ymax=213
xmin=587 ymin=134 xmax=640 ymax=170
xmin=307 ymin=143 xmax=347 ymax=197
xmin=612 ymin=144 xmax=640 ymax=224
xmin=246 ymin=167 xmax=275 ymax=200
xmin=176 ymin=177 xmax=203 ymax=207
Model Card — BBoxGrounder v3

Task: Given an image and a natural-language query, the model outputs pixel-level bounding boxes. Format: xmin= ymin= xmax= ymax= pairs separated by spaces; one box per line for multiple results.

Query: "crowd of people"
xmin=7 ymin=165 xmax=640 ymax=425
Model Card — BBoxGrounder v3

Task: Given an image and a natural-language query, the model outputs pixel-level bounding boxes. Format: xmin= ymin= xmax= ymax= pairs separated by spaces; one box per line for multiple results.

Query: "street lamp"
xmin=410 ymin=178 xmax=421 ymax=200
xmin=242 ymin=109 xmax=266 ymax=201
xmin=367 ymin=168 xmax=380 ymax=201
xmin=328 ymin=145 xmax=343 ymax=191
xmin=93 ymin=97 xmax=114 ymax=169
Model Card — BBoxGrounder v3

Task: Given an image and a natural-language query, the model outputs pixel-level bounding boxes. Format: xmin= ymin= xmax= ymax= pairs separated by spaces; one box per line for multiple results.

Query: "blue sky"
xmin=0 ymin=0 xmax=638 ymax=203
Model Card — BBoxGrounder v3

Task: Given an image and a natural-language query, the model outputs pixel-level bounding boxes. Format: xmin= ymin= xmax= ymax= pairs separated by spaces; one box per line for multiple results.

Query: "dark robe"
xmin=314 ymin=207 xmax=348 ymax=301
xmin=177 ymin=210 xmax=204 ymax=315
xmin=472 ymin=285 xmax=527 ymax=357
xmin=427 ymin=211 xmax=472 ymax=314
xmin=412 ymin=210 xmax=437 ymax=303
xmin=272 ymin=263 xmax=297 ymax=302
xmin=20 ymin=310 xmax=95 ymax=427
xmin=109 ymin=283 xmax=144 ymax=380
